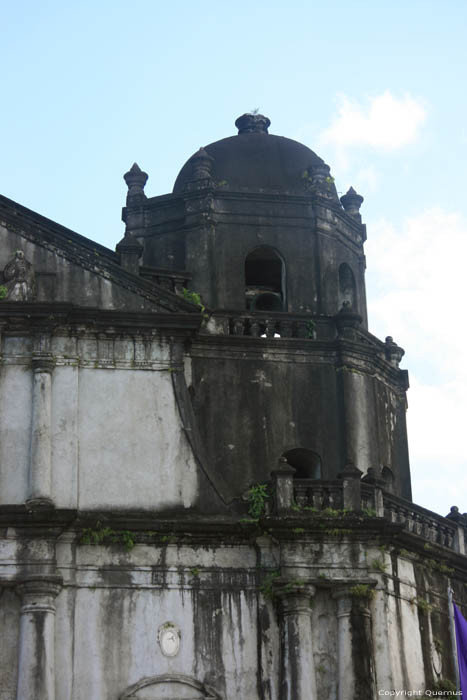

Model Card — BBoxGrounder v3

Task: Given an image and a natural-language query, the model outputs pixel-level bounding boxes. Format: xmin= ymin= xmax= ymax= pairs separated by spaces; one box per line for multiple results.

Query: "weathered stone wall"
xmin=0 ymin=529 xmax=463 ymax=699
xmin=0 ymin=330 xmax=201 ymax=511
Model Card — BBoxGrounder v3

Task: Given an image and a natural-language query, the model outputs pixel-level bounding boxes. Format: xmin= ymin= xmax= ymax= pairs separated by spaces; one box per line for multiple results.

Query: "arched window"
xmin=381 ymin=466 xmax=394 ymax=493
xmin=338 ymin=263 xmax=356 ymax=310
xmin=245 ymin=246 xmax=286 ymax=311
xmin=283 ymin=448 xmax=322 ymax=479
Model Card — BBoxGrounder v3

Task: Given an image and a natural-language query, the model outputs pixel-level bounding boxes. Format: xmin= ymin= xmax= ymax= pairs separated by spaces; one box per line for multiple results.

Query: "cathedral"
xmin=0 ymin=112 xmax=465 ymax=699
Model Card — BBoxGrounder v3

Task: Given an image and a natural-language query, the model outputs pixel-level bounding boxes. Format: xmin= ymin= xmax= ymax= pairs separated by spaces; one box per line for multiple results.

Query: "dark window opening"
xmin=338 ymin=263 xmax=356 ymax=310
xmin=283 ymin=448 xmax=322 ymax=479
xmin=245 ymin=246 xmax=286 ymax=311
xmin=381 ymin=466 xmax=394 ymax=493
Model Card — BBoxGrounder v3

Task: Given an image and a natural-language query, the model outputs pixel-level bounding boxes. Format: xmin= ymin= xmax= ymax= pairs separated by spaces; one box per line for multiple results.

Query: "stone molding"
xmin=16 ymin=575 xmax=62 ymax=610
xmin=120 ymin=673 xmax=221 ymax=699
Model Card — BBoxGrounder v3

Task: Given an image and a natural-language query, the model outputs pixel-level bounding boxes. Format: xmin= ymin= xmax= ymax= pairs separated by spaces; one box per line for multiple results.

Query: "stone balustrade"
xmin=293 ymin=479 xmax=344 ymax=510
xmin=270 ymin=471 xmax=463 ymax=555
xmin=382 ymin=491 xmax=457 ymax=549
xmin=208 ymin=311 xmax=317 ymax=339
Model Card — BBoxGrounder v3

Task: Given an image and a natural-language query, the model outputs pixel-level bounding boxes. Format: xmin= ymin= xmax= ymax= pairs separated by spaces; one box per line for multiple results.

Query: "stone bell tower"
xmin=122 ymin=111 xmax=411 ymax=501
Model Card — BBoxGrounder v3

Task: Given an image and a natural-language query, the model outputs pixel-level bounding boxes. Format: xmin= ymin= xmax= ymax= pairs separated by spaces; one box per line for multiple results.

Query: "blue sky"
xmin=2 ymin=0 xmax=466 ymax=515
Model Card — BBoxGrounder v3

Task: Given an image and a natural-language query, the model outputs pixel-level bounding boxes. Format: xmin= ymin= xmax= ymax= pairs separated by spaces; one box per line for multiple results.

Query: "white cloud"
xmin=350 ymin=165 xmax=379 ymax=193
xmin=320 ymin=91 xmax=427 ymax=152
xmin=366 ymin=208 xmax=467 ymax=514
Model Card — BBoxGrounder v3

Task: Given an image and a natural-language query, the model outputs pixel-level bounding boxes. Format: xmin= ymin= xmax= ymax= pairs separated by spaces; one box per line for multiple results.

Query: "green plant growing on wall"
xmin=0 ymin=285 xmax=7 ymax=299
xmin=259 ymin=570 xmax=281 ymax=600
xmin=307 ymin=320 xmax=315 ymax=338
xmin=80 ymin=523 xmax=136 ymax=551
xmin=182 ymin=287 xmax=205 ymax=310
xmin=321 ymin=507 xmax=341 ymax=517
xmin=413 ymin=597 xmax=433 ymax=614
xmin=425 ymin=558 xmax=455 ymax=575
xmin=160 ymin=534 xmax=177 ymax=544
xmin=120 ymin=531 xmax=136 ymax=550
xmin=349 ymin=584 xmax=375 ymax=600
xmin=247 ymin=483 xmax=269 ymax=519
xmin=371 ymin=557 xmax=387 ymax=573
xmin=325 ymin=527 xmax=352 ymax=537
xmin=431 ymin=678 xmax=456 ymax=692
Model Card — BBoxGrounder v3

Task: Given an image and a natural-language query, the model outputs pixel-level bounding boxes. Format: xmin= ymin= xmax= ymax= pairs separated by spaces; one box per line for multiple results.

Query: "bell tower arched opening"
xmin=245 ymin=246 xmax=286 ymax=311
xmin=283 ymin=448 xmax=322 ymax=479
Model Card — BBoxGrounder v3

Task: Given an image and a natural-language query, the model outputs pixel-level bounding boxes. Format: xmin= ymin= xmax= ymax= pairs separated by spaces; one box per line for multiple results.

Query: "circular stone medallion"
xmin=158 ymin=622 xmax=181 ymax=657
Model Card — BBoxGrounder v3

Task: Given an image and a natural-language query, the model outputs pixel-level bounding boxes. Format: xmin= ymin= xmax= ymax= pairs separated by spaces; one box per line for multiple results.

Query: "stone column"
xmin=339 ymin=365 xmax=361 ymax=470
xmin=275 ymin=581 xmax=317 ymax=700
xmin=333 ymin=588 xmax=354 ymax=700
xmin=27 ymin=355 xmax=55 ymax=508
xmin=16 ymin=576 xmax=62 ymax=700
xmin=333 ymin=585 xmax=375 ymax=700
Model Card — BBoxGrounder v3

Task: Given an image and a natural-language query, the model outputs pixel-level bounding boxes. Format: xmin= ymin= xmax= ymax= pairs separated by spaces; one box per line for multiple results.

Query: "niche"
xmin=283 ymin=448 xmax=322 ymax=479
xmin=245 ymin=246 xmax=286 ymax=311
xmin=338 ymin=263 xmax=356 ymax=310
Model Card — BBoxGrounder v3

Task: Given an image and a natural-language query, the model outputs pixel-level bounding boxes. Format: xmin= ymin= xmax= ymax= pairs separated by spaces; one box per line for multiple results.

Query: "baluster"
xmin=296 ymin=320 xmax=308 ymax=339
xmin=421 ymin=517 xmax=430 ymax=540
xmin=336 ymin=487 xmax=344 ymax=510
xmin=402 ymin=508 xmax=411 ymax=532
xmin=296 ymin=485 xmax=307 ymax=507
xmin=265 ymin=319 xmax=275 ymax=338
xmin=281 ymin=319 xmax=293 ymax=338
xmin=312 ymin=485 xmax=323 ymax=510
xmin=439 ymin=525 xmax=446 ymax=547
xmin=427 ymin=520 xmax=437 ymax=543
xmin=250 ymin=319 xmax=260 ymax=337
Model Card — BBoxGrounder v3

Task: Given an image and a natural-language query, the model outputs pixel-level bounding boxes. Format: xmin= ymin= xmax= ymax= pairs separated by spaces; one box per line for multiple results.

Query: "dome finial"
xmin=190 ymin=147 xmax=214 ymax=180
xmin=235 ymin=113 xmax=270 ymax=135
xmin=123 ymin=163 xmax=148 ymax=204
xmin=340 ymin=186 xmax=364 ymax=220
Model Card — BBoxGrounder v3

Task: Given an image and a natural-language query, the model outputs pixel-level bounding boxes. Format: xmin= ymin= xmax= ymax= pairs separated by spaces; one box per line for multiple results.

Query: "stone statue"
xmin=1 ymin=250 xmax=36 ymax=301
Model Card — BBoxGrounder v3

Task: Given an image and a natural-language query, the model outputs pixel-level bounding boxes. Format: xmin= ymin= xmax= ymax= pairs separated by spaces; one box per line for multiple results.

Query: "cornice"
xmin=0 ymin=302 xmax=202 ymax=334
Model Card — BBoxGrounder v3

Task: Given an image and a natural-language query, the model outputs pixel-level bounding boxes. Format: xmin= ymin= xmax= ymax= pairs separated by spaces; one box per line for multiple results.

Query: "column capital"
xmin=31 ymin=353 xmax=55 ymax=373
xmin=274 ymin=577 xmax=315 ymax=614
xmin=16 ymin=575 xmax=62 ymax=599
xmin=332 ymin=581 xmax=375 ymax=619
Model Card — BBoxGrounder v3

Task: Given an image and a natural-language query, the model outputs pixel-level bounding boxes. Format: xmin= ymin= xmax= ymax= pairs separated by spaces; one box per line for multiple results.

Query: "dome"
xmin=173 ymin=113 xmax=329 ymax=194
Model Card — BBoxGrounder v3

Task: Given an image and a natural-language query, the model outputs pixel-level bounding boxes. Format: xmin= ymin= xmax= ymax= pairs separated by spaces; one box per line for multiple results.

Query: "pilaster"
xmin=332 ymin=584 xmax=375 ymax=700
xmin=274 ymin=580 xmax=317 ymax=700
xmin=16 ymin=575 xmax=62 ymax=700
xmin=27 ymin=353 xmax=55 ymax=508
